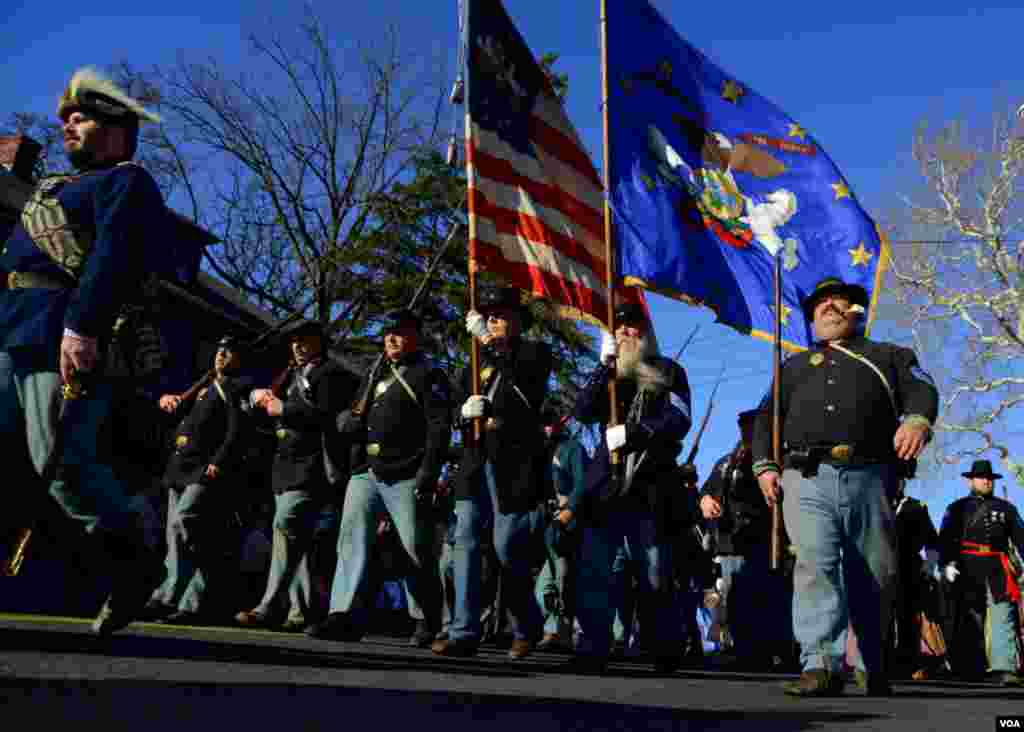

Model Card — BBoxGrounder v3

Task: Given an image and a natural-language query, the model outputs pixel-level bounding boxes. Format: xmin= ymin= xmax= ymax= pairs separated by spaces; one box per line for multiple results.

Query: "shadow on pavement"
xmin=0 ymin=678 xmax=880 ymax=732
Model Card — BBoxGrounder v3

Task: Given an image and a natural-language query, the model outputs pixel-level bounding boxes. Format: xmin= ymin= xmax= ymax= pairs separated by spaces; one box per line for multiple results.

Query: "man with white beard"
xmin=559 ymin=303 xmax=692 ymax=674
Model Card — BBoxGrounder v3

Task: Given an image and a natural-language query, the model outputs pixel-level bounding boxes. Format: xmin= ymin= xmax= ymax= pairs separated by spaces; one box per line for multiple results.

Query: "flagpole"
xmin=460 ymin=6 xmax=482 ymax=445
xmin=770 ymin=252 xmax=784 ymax=571
xmin=599 ymin=0 xmax=621 ymax=462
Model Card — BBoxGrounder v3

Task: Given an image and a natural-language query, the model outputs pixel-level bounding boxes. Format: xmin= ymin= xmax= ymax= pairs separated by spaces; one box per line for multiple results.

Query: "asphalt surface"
xmin=0 ymin=613 xmax=1021 ymax=731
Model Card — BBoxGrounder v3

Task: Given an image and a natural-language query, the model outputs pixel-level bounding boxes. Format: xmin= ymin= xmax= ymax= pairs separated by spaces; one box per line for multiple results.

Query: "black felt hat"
xmin=962 ymin=459 xmax=1003 ymax=480
xmin=381 ymin=309 xmax=422 ymax=333
xmin=278 ymin=318 xmax=325 ymax=341
xmin=476 ymin=285 xmax=533 ymax=331
xmin=614 ymin=302 xmax=650 ymax=328
xmin=800 ymin=277 xmax=869 ymax=322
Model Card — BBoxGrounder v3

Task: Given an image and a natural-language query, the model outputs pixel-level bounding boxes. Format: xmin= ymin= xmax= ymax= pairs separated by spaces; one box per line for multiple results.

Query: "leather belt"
xmin=6 ymin=271 xmax=70 ymax=290
xmin=786 ymin=443 xmax=889 ymax=465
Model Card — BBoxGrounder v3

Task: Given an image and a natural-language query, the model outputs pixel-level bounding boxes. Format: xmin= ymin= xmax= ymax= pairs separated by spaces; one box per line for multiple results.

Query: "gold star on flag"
xmin=788 ymin=123 xmax=807 ymax=140
xmin=722 ymin=80 xmax=744 ymax=103
xmin=849 ymin=241 xmax=874 ymax=267
xmin=831 ymin=181 xmax=851 ymax=200
xmin=772 ymin=303 xmax=792 ymax=325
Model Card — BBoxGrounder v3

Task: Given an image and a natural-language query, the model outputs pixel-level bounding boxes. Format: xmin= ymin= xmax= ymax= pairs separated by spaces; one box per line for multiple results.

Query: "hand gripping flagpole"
xmin=770 ymin=251 xmax=785 ymax=571
xmin=600 ymin=0 xmax=622 ymax=469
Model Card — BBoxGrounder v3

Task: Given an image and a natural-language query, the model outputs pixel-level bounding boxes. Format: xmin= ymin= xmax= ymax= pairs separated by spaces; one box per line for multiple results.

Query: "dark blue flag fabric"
xmin=605 ymin=0 xmax=888 ymax=350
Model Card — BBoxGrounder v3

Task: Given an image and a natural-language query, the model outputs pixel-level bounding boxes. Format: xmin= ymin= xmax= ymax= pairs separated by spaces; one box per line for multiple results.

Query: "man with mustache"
xmin=564 ymin=303 xmax=692 ymax=674
xmin=235 ymin=319 xmax=359 ymax=630
xmin=752 ymin=277 xmax=938 ymax=696
xmin=0 ymin=67 xmax=170 ymax=635
xmin=144 ymin=335 xmax=248 ymax=625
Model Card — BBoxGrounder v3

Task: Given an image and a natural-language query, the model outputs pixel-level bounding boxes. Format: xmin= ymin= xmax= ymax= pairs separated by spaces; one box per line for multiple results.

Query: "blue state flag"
xmin=605 ymin=0 xmax=887 ymax=350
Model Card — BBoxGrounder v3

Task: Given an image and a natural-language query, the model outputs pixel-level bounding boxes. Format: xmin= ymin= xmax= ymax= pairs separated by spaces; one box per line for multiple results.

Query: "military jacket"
xmin=164 ymin=374 xmax=246 ymax=488
xmin=347 ymin=351 xmax=452 ymax=485
xmin=0 ymin=163 xmax=166 ymax=359
xmin=451 ymin=338 xmax=552 ymax=513
xmin=574 ymin=358 xmax=692 ymax=517
xmin=700 ymin=448 xmax=770 ymax=556
xmin=272 ymin=358 xmax=360 ymax=494
xmin=752 ymin=336 xmax=939 ymax=471
xmin=938 ymin=493 xmax=1024 ymax=603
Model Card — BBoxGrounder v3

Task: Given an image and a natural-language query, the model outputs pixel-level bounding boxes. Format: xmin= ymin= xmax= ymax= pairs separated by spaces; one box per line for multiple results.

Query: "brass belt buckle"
xmin=484 ymin=417 xmax=502 ymax=432
xmin=366 ymin=443 xmax=381 ymax=457
xmin=276 ymin=428 xmax=288 ymax=440
xmin=175 ymin=435 xmax=189 ymax=448
xmin=6 ymin=272 xmax=18 ymax=290
xmin=830 ymin=444 xmax=853 ymax=463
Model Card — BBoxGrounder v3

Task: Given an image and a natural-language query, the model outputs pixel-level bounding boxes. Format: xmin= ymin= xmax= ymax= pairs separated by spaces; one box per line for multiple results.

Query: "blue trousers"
xmin=255 ymin=490 xmax=320 ymax=619
xmin=575 ymin=507 xmax=682 ymax=659
xmin=449 ymin=463 xmax=545 ymax=643
xmin=0 ymin=349 xmax=142 ymax=538
xmin=782 ymin=464 xmax=898 ymax=674
xmin=328 ymin=470 xmax=441 ymax=628
xmin=717 ymin=552 xmax=792 ymax=662
xmin=534 ymin=525 xmax=574 ymax=636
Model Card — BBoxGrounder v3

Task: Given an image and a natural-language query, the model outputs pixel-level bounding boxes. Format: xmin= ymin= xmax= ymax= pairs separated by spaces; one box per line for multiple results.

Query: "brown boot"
xmin=431 ymin=637 xmax=479 ymax=657
xmin=234 ymin=608 xmax=279 ymax=629
xmin=783 ymin=669 xmax=845 ymax=697
xmin=508 ymin=638 xmax=535 ymax=660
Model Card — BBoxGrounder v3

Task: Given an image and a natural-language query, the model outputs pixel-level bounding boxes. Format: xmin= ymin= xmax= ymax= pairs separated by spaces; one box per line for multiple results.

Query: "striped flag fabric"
xmin=463 ymin=0 xmax=644 ymax=329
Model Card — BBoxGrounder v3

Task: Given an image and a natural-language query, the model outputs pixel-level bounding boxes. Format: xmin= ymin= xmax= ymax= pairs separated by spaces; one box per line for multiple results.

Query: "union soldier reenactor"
xmin=0 ymin=68 xmax=171 ymax=635
xmin=432 ymin=286 xmax=552 ymax=659
xmin=939 ymin=460 xmax=1024 ymax=687
xmin=307 ymin=309 xmax=450 ymax=646
xmin=144 ymin=335 xmax=248 ymax=625
xmin=235 ymin=319 xmax=360 ymax=630
xmin=700 ymin=409 xmax=791 ymax=671
xmin=753 ymin=277 xmax=938 ymax=696
xmin=889 ymin=485 xmax=942 ymax=679
xmin=566 ymin=302 xmax=692 ymax=674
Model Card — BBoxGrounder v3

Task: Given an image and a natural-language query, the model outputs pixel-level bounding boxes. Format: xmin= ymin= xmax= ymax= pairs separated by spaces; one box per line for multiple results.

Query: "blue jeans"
xmin=534 ymin=528 xmax=573 ymax=636
xmin=575 ymin=507 xmax=681 ymax=659
xmin=449 ymin=462 xmax=545 ymax=643
xmin=256 ymin=490 xmax=320 ymax=617
xmin=782 ymin=464 xmax=898 ymax=674
xmin=0 ymin=349 xmax=142 ymax=538
xmin=150 ymin=482 xmax=227 ymax=613
xmin=987 ymin=587 xmax=1021 ymax=673
xmin=328 ymin=470 xmax=441 ymax=628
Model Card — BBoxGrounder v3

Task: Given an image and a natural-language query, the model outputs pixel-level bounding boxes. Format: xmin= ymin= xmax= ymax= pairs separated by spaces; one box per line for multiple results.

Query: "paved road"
xmin=0 ymin=614 xmax=1020 ymax=731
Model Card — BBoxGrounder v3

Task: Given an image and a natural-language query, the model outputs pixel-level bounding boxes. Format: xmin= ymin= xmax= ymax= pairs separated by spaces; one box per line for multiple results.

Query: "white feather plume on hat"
xmin=57 ymin=66 xmax=162 ymax=124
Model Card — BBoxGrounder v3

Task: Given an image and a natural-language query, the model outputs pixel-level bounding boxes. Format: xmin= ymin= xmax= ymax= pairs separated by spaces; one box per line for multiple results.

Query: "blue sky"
xmin=6 ymin=0 xmax=1024 ymax=524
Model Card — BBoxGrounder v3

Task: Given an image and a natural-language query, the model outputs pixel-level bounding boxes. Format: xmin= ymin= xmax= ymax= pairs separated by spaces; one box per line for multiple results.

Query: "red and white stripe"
xmin=466 ymin=91 xmax=642 ymax=328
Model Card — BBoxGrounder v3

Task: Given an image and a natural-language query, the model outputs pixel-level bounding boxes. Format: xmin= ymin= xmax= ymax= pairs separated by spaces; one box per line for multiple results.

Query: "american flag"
xmin=463 ymin=0 xmax=645 ymax=329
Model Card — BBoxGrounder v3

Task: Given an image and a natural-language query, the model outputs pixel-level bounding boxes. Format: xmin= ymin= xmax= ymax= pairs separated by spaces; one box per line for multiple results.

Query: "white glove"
xmin=599 ymin=329 xmax=617 ymax=366
xmin=461 ymin=394 xmax=489 ymax=420
xmin=606 ymin=424 xmax=627 ymax=451
xmin=465 ymin=310 xmax=489 ymax=339
xmin=714 ymin=577 xmax=727 ymax=595
xmin=944 ymin=564 xmax=960 ymax=583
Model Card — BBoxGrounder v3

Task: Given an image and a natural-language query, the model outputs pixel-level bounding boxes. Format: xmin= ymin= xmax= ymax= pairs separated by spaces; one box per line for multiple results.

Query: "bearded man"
xmin=562 ymin=303 xmax=692 ymax=674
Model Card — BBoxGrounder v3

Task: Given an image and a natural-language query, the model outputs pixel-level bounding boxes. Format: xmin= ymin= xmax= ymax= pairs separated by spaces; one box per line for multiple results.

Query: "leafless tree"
xmin=886 ymin=108 xmax=1024 ymax=485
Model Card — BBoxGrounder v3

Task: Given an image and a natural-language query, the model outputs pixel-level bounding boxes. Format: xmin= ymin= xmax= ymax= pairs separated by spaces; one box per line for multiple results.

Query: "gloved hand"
xmin=714 ymin=577 xmax=727 ymax=595
xmin=461 ymin=394 xmax=490 ymax=420
xmin=465 ymin=310 xmax=489 ymax=339
xmin=944 ymin=564 xmax=960 ymax=584
xmin=599 ymin=329 xmax=617 ymax=366
xmin=606 ymin=424 xmax=627 ymax=451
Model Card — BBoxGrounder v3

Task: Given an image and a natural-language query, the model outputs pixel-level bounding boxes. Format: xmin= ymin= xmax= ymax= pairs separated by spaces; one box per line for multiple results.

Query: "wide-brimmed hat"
xmin=614 ymin=302 xmax=650 ymax=329
xmin=476 ymin=285 xmax=533 ymax=331
xmin=278 ymin=318 xmax=324 ymax=342
xmin=737 ymin=408 xmax=760 ymax=425
xmin=380 ymin=309 xmax=422 ymax=334
xmin=57 ymin=67 xmax=162 ymax=125
xmin=962 ymin=459 xmax=1003 ymax=480
xmin=800 ymin=277 xmax=869 ymax=322
xmin=216 ymin=334 xmax=244 ymax=353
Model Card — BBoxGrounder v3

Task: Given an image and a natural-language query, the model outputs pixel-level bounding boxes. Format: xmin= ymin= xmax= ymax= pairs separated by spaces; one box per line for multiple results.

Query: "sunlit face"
xmin=615 ymin=321 xmax=647 ymax=354
xmin=968 ymin=476 xmax=995 ymax=496
xmin=214 ymin=346 xmax=241 ymax=374
xmin=61 ymin=110 xmax=128 ymax=169
xmin=812 ymin=294 xmax=857 ymax=342
xmin=384 ymin=325 xmax=418 ymax=360
xmin=290 ymin=333 xmax=322 ymax=366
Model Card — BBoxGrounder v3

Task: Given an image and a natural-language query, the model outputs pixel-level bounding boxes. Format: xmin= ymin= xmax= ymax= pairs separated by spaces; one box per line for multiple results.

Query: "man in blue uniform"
xmin=752 ymin=277 xmax=938 ymax=696
xmin=566 ymin=303 xmax=692 ymax=674
xmin=307 ymin=309 xmax=449 ymax=645
xmin=0 ymin=67 xmax=170 ymax=635
xmin=939 ymin=460 xmax=1024 ymax=686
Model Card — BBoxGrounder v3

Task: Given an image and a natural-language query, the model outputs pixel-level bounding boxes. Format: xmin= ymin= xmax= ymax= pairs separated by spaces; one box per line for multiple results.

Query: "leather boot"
xmin=92 ymin=535 xmax=165 ymax=637
xmin=431 ymin=637 xmax=479 ymax=657
xmin=783 ymin=669 xmax=845 ymax=697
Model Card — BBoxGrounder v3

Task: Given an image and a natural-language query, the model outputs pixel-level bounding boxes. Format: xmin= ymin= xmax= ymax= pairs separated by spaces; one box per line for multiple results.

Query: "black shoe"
xmin=853 ymin=670 xmax=893 ymax=697
xmin=306 ymin=612 xmax=363 ymax=642
xmin=92 ymin=547 xmax=165 ymax=637
xmin=281 ymin=616 xmax=310 ymax=633
xmin=783 ymin=670 xmax=846 ymax=697
xmin=652 ymin=655 xmax=681 ymax=675
xmin=995 ymin=672 xmax=1024 ymax=688
xmin=139 ymin=601 xmax=176 ymax=622
xmin=409 ymin=620 xmax=436 ymax=648
xmin=159 ymin=610 xmax=216 ymax=627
